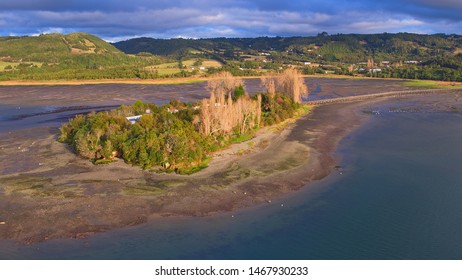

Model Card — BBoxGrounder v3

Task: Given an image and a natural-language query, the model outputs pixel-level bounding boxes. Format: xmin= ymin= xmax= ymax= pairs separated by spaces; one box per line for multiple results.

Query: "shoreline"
xmin=1 ymin=81 xmax=459 ymax=244
xmin=1 ymin=75 xmax=460 ymax=87
xmin=0 ymin=98 xmax=371 ymax=244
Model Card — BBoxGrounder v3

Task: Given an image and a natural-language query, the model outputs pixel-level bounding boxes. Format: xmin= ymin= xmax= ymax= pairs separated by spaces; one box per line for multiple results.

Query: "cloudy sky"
xmin=1 ymin=0 xmax=461 ymax=41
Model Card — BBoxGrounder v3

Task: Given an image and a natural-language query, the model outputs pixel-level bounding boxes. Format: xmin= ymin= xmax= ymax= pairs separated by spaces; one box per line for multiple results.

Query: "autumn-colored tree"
xmin=276 ymin=68 xmax=308 ymax=103
xmin=367 ymin=58 xmax=374 ymax=70
xmin=207 ymin=71 xmax=243 ymax=103
xmin=260 ymin=73 xmax=276 ymax=98
xmin=199 ymin=71 xmax=261 ymax=137
xmin=348 ymin=64 xmax=354 ymax=73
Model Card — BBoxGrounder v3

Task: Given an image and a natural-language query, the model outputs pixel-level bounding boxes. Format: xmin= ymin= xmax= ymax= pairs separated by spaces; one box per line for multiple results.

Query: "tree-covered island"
xmin=59 ymin=69 xmax=309 ymax=173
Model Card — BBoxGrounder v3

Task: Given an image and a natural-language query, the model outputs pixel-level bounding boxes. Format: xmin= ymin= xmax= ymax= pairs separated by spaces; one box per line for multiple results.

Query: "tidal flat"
xmin=0 ymin=78 xmax=460 ymax=246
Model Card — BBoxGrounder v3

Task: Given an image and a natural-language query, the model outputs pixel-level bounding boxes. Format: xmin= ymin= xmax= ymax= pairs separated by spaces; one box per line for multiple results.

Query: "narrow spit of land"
xmin=3 ymin=75 xmax=461 ymax=87
xmin=1 ymin=79 xmax=461 ymax=244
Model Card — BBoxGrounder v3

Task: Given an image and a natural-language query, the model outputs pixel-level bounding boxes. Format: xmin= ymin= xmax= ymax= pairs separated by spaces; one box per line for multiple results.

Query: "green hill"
xmin=0 ymin=32 xmax=163 ymax=80
xmin=0 ymin=32 xmax=122 ymax=62
xmin=1 ymin=32 xmax=461 ymax=82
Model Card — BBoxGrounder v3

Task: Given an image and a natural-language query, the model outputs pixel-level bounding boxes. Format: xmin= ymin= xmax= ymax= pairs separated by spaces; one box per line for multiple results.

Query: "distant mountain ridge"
xmin=113 ymin=33 xmax=462 ymax=63
xmin=0 ymin=32 xmax=461 ymax=81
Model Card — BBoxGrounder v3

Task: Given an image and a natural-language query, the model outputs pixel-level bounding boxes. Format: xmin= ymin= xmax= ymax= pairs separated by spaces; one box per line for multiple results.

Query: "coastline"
xmin=1 ymin=79 xmax=459 ymax=244
xmin=2 ymin=75 xmax=460 ymax=87
xmin=0 ymin=97 xmax=373 ymax=244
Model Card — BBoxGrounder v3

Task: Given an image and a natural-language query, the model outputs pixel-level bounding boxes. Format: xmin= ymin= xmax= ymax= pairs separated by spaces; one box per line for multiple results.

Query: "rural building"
xmin=126 ymin=115 xmax=142 ymax=124
xmin=126 ymin=108 xmax=151 ymax=124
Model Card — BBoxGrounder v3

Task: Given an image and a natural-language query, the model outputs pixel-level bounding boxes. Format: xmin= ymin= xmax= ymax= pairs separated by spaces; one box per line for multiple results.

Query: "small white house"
xmin=126 ymin=115 xmax=142 ymax=124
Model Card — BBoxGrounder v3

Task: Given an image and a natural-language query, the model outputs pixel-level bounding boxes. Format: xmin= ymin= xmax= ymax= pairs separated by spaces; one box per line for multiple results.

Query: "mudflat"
xmin=0 ymin=78 xmax=460 ymax=243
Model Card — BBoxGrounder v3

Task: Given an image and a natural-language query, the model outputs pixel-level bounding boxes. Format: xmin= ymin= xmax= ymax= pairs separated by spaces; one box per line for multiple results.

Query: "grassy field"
xmin=0 ymin=61 xmax=42 ymax=72
xmin=144 ymin=59 xmax=222 ymax=75
xmin=403 ymin=80 xmax=462 ymax=89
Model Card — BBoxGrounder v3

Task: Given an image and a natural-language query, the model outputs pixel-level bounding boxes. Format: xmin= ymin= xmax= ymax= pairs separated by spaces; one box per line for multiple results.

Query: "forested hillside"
xmin=115 ymin=33 xmax=462 ymax=81
xmin=1 ymin=32 xmax=461 ymax=82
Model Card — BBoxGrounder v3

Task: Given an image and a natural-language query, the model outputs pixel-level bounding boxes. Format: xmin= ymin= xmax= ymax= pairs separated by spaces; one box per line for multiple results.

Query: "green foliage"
xmin=229 ymin=131 xmax=255 ymax=144
xmin=233 ymin=85 xmax=246 ymax=100
xmin=59 ymin=100 xmax=208 ymax=173
xmin=261 ymin=93 xmax=300 ymax=126
xmin=59 ymin=88 xmax=304 ymax=174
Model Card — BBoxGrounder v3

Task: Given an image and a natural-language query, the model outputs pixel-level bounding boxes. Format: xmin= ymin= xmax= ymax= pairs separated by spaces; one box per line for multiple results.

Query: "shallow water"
xmin=1 ymin=111 xmax=462 ymax=259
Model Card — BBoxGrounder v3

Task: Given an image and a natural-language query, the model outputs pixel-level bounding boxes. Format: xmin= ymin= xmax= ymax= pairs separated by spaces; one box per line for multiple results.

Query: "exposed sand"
xmin=0 ymin=99 xmax=382 ymax=243
xmin=1 ymin=80 xmax=460 ymax=244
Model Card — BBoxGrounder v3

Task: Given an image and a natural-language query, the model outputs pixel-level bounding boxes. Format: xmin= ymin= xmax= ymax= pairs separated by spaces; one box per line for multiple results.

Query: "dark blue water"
xmin=1 ymin=112 xmax=462 ymax=259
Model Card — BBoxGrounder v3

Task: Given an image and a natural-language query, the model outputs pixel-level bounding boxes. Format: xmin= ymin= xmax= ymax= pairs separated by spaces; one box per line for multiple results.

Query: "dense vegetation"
xmin=59 ymin=70 xmax=306 ymax=173
xmin=59 ymin=100 xmax=208 ymax=173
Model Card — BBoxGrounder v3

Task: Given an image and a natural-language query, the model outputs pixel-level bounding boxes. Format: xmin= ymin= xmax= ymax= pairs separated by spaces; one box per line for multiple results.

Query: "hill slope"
xmin=0 ymin=32 xmax=163 ymax=80
xmin=0 ymin=32 xmax=121 ymax=62
xmin=114 ymin=33 xmax=462 ymax=62
xmin=114 ymin=33 xmax=462 ymax=81
xmin=1 ymin=32 xmax=461 ymax=82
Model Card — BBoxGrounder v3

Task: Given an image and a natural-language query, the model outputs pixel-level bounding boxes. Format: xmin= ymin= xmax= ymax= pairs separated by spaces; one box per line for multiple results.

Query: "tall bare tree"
xmin=277 ymin=68 xmax=308 ymax=103
xmin=207 ymin=72 xmax=243 ymax=103
xmin=367 ymin=58 xmax=374 ymax=70
xmin=199 ymin=71 xmax=261 ymax=137
xmin=260 ymin=73 xmax=276 ymax=98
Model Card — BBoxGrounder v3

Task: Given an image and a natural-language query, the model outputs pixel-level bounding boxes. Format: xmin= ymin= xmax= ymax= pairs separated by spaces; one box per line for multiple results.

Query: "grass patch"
xmin=0 ymin=61 xmax=42 ymax=72
xmin=144 ymin=59 xmax=222 ymax=77
xmin=222 ymin=162 xmax=251 ymax=180
xmin=156 ymin=68 xmax=182 ymax=75
xmin=165 ymin=79 xmax=205 ymax=85
xmin=402 ymin=80 xmax=462 ymax=89
xmin=123 ymin=185 xmax=167 ymax=196
xmin=3 ymin=177 xmax=52 ymax=196
xmin=94 ymin=159 xmax=116 ymax=165
xmin=200 ymin=60 xmax=222 ymax=68
xmin=229 ymin=132 xmax=255 ymax=144
xmin=177 ymin=158 xmax=211 ymax=175
xmin=403 ymin=80 xmax=441 ymax=88
xmin=2 ymin=176 xmax=84 ymax=197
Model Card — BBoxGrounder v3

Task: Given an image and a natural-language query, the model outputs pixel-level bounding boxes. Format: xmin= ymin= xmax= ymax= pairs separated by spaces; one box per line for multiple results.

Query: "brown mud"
xmin=1 ymin=78 xmax=460 ymax=243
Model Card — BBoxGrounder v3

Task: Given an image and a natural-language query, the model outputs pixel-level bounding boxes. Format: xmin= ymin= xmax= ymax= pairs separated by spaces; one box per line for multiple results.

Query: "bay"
xmin=2 ymin=111 xmax=462 ymax=259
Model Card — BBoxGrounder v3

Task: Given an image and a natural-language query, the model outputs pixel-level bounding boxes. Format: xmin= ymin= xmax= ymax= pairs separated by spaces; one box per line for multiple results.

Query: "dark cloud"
xmin=0 ymin=0 xmax=461 ymax=40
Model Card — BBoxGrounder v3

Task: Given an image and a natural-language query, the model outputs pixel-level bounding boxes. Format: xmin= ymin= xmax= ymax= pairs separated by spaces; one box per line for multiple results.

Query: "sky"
xmin=0 ymin=0 xmax=461 ymax=42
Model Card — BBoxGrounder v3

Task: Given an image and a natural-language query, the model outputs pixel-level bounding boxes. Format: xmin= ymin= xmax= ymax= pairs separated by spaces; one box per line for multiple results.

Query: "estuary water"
xmin=2 ymin=111 xmax=462 ymax=259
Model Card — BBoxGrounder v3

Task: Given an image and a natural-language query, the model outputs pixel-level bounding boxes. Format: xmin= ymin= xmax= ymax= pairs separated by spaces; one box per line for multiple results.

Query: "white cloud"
xmin=0 ymin=1 xmax=461 ymax=40
xmin=348 ymin=18 xmax=425 ymax=33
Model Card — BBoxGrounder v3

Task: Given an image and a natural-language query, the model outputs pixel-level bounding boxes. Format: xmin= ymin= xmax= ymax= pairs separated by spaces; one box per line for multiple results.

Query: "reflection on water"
xmin=2 ymin=112 xmax=462 ymax=259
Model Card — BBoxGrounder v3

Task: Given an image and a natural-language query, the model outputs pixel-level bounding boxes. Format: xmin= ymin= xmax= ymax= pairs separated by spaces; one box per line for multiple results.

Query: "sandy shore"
xmin=1 ymin=81 xmax=460 ymax=244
